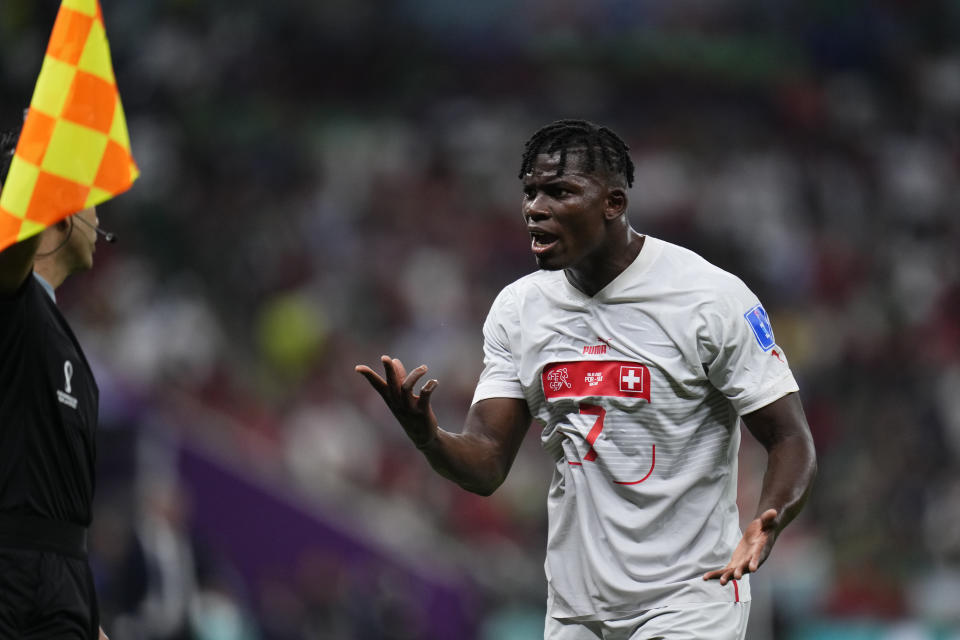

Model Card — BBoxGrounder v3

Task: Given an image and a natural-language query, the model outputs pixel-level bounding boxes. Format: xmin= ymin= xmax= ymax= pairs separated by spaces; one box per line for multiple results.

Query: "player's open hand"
xmin=703 ymin=508 xmax=779 ymax=585
xmin=355 ymin=355 xmax=440 ymax=449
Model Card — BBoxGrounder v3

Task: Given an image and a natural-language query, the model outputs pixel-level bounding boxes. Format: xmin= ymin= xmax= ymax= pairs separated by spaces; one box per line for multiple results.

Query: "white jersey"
xmin=472 ymin=236 xmax=799 ymax=621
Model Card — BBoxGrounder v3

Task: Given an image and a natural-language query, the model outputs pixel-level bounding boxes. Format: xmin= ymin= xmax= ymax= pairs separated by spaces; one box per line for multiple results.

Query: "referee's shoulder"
xmin=0 ymin=237 xmax=40 ymax=295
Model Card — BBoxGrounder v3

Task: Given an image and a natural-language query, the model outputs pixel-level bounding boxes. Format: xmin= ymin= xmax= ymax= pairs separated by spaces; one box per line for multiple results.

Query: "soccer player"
xmin=356 ymin=119 xmax=817 ymax=638
xmin=0 ymin=129 xmax=110 ymax=640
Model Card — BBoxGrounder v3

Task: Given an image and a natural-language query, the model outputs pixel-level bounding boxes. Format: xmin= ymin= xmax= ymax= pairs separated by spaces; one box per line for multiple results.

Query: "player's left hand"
xmin=702 ymin=508 xmax=779 ymax=585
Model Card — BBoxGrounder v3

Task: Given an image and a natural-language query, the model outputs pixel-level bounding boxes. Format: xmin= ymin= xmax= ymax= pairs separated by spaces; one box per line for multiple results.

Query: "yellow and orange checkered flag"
xmin=0 ymin=0 xmax=139 ymax=252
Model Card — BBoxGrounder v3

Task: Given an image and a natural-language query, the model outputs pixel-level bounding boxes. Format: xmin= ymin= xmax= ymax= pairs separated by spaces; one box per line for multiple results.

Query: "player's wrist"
xmin=414 ymin=429 xmax=440 ymax=451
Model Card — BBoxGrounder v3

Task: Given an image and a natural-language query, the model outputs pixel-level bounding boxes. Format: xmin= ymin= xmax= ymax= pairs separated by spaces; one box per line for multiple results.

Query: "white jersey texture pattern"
xmin=472 ymin=236 xmax=799 ymax=620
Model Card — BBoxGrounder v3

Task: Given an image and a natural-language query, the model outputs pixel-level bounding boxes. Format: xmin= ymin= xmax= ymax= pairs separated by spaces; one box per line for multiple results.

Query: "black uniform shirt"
xmin=0 ymin=274 xmax=98 ymax=526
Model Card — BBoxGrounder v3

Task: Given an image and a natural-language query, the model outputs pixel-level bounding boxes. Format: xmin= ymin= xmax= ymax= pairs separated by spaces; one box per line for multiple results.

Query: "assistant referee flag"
xmin=0 ymin=0 xmax=138 ymax=252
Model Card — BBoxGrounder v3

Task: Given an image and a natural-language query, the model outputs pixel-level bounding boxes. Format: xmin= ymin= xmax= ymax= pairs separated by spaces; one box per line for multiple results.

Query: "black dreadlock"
xmin=0 ymin=128 xmax=18 ymax=188
xmin=518 ymin=119 xmax=635 ymax=188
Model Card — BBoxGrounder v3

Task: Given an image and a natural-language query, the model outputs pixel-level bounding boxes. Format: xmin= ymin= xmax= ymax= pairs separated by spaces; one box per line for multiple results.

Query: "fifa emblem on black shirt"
xmin=57 ymin=360 xmax=78 ymax=409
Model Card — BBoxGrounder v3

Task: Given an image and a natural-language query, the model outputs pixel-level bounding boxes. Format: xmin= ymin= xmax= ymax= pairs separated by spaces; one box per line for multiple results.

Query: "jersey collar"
xmin=33 ymin=272 xmax=56 ymax=303
xmin=562 ymin=235 xmax=662 ymax=302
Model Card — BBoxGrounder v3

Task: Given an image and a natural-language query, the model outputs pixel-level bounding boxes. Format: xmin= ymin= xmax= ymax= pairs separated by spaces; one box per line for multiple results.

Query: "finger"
xmin=392 ymin=357 xmax=409 ymax=381
xmin=355 ymin=365 xmax=388 ymax=390
xmin=418 ymin=379 xmax=438 ymax=411
xmin=749 ymin=555 xmax=760 ymax=573
xmin=402 ymin=365 xmax=428 ymax=396
xmin=702 ymin=568 xmax=727 ymax=581
xmin=381 ymin=355 xmax=402 ymax=393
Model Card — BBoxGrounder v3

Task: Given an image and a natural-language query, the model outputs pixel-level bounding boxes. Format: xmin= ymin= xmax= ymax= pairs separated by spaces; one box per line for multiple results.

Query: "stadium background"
xmin=2 ymin=1 xmax=960 ymax=638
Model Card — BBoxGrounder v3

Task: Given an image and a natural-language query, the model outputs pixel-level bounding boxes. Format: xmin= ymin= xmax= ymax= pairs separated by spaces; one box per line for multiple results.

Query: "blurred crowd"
xmin=2 ymin=0 xmax=960 ymax=638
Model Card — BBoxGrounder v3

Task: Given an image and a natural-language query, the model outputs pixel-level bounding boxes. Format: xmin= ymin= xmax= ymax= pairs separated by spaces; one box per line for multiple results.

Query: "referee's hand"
xmin=99 ymin=627 xmax=110 ymax=640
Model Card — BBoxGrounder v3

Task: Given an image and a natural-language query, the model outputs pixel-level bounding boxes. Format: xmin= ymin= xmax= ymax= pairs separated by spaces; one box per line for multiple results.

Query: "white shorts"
xmin=544 ymin=601 xmax=751 ymax=640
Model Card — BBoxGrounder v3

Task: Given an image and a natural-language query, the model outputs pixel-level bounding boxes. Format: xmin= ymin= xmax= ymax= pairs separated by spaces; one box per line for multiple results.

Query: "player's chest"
xmin=516 ymin=301 xmax=693 ymax=374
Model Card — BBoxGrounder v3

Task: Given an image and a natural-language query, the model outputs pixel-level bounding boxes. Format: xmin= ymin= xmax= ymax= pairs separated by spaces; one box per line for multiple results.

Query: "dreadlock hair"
xmin=0 ymin=128 xmax=18 ymax=188
xmin=518 ymin=119 xmax=635 ymax=188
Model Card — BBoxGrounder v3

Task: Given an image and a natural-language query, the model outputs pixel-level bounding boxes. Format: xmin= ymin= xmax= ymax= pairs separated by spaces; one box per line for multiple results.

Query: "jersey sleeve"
xmin=472 ymin=286 xmax=526 ymax=404
xmin=697 ymin=276 xmax=799 ymax=415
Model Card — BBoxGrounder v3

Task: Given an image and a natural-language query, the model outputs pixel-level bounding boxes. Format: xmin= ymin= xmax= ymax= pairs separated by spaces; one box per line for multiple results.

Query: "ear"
xmin=604 ymin=188 xmax=628 ymax=220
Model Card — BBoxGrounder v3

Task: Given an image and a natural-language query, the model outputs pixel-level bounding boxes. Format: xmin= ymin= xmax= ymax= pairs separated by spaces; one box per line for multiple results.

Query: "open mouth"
xmin=530 ymin=230 xmax=559 ymax=254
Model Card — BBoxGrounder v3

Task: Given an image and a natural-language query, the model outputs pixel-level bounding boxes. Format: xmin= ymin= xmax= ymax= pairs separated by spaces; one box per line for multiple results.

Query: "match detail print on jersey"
xmin=542 ymin=360 xmax=651 ymax=402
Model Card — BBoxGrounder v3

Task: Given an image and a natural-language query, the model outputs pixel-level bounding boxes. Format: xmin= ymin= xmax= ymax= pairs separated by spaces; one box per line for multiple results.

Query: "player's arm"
xmin=0 ymin=235 xmax=41 ymax=294
xmin=356 ymin=355 xmax=532 ymax=496
xmin=704 ymin=391 xmax=817 ymax=584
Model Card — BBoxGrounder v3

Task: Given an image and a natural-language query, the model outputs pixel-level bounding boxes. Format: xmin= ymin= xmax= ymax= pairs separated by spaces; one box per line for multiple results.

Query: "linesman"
xmin=0 ymin=129 xmax=110 ymax=640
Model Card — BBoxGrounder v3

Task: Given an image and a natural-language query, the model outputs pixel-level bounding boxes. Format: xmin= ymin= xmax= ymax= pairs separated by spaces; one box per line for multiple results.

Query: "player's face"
xmin=522 ymin=152 xmax=618 ymax=272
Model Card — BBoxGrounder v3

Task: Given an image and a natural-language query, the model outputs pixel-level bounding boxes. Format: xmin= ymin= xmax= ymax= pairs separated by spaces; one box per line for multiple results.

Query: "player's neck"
xmin=564 ymin=230 xmax=645 ymax=297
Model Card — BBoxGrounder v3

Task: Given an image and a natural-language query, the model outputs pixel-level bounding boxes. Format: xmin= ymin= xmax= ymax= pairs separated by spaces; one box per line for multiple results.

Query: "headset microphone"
xmin=74 ymin=214 xmax=117 ymax=243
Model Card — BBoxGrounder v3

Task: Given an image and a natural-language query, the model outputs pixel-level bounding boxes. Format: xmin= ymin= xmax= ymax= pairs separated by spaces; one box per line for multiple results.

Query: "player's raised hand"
xmin=702 ymin=508 xmax=779 ymax=585
xmin=355 ymin=355 xmax=440 ymax=448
